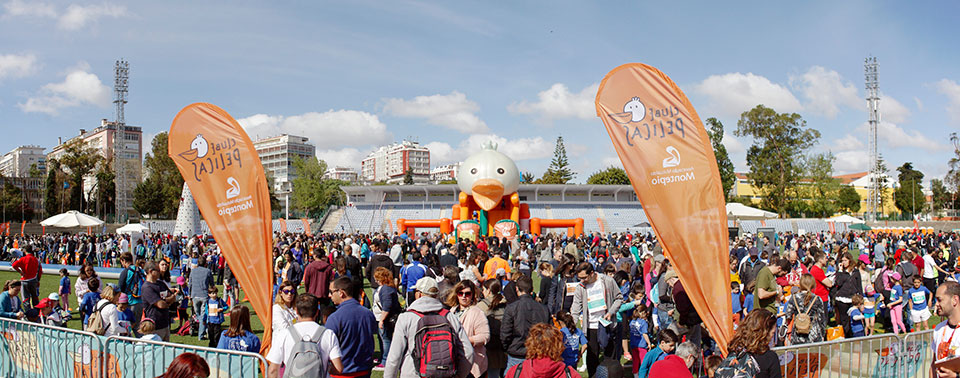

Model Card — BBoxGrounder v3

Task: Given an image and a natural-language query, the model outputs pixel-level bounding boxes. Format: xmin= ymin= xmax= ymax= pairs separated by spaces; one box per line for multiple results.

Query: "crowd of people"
xmin=6 ymin=228 xmax=960 ymax=377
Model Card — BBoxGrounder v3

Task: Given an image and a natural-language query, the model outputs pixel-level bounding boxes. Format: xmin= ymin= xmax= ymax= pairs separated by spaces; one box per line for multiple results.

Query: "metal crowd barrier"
xmin=773 ymin=330 xmax=935 ymax=378
xmin=0 ymin=317 xmax=105 ymax=378
xmin=0 ymin=318 xmax=266 ymax=378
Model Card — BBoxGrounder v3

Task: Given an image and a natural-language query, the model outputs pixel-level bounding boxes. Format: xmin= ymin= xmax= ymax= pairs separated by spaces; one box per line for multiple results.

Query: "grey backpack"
xmin=283 ymin=325 xmax=326 ymax=378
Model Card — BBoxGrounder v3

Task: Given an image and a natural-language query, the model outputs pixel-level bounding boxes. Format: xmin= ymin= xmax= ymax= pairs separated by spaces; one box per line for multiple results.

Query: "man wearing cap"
xmin=36 ymin=298 xmax=63 ymax=326
xmin=384 ymin=276 xmax=473 ymax=378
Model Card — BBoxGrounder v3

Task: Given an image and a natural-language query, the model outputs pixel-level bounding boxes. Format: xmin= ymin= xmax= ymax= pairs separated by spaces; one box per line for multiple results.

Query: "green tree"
xmin=44 ymin=159 xmax=61 ymax=216
xmin=28 ymin=163 xmax=43 ymax=179
xmin=265 ymin=173 xmax=282 ymax=214
xmin=894 ymin=162 xmax=924 ymax=215
xmin=586 ymin=166 xmax=631 ymax=185
xmin=403 ymin=168 xmax=414 ymax=185
xmin=735 ymin=105 xmax=821 ymax=216
xmin=142 ymin=132 xmax=185 ymax=218
xmin=837 ymin=185 xmax=862 ymax=214
xmin=874 ymin=155 xmax=891 ymax=217
xmin=58 ymin=140 xmax=103 ymax=211
xmin=133 ymin=177 xmax=164 ymax=217
xmin=438 ymin=179 xmax=457 ymax=185
xmin=705 ymin=117 xmax=736 ymax=198
xmin=948 ymin=133 xmax=960 ymax=194
xmin=931 ymin=179 xmax=950 ymax=212
xmin=540 ymin=136 xmax=575 ymax=184
xmin=805 ymin=153 xmax=840 ymax=217
xmin=521 ymin=172 xmax=535 ymax=184
xmin=290 ymin=156 xmax=345 ymax=216
xmin=91 ymin=160 xmax=115 ymax=219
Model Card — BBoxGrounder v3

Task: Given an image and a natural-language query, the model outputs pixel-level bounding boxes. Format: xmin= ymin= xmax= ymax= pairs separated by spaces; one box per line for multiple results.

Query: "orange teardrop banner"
xmin=168 ymin=103 xmax=274 ymax=354
xmin=595 ymin=63 xmax=733 ymax=354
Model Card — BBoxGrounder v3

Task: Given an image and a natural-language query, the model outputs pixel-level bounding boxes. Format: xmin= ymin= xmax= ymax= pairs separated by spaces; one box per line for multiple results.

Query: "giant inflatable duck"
xmin=454 ymin=142 xmax=527 ymax=237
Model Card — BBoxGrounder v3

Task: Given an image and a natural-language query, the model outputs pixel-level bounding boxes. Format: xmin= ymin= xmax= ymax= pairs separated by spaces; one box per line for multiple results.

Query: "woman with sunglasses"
xmin=445 ymin=280 xmax=490 ymax=378
xmin=272 ymin=281 xmax=297 ymax=335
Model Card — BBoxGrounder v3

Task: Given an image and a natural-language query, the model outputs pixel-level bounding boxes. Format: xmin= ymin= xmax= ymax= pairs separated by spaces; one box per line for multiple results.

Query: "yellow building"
xmin=731 ymin=171 xmax=897 ymax=216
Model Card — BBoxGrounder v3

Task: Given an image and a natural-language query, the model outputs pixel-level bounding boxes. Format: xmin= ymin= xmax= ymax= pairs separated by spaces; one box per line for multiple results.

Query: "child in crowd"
xmin=637 ymin=329 xmax=678 ymax=378
xmin=201 ymin=286 xmax=227 ymax=348
xmin=742 ymin=281 xmax=755 ymax=314
xmin=138 ymin=319 xmax=161 ymax=343
xmin=79 ymin=278 xmax=101 ymax=326
xmin=117 ymin=294 xmax=135 ymax=337
xmin=863 ymin=285 xmax=882 ymax=336
xmin=731 ymin=281 xmax=743 ymax=326
xmin=849 ymin=294 xmax=866 ymax=337
xmin=704 ymin=355 xmax=723 ymax=378
xmin=175 ymin=276 xmax=190 ymax=329
xmin=58 ymin=269 xmax=70 ymax=311
xmin=907 ymin=276 xmax=932 ymax=331
xmin=616 ymin=283 xmax=644 ymax=360
xmin=888 ymin=272 xmax=906 ymax=334
xmin=629 ymin=304 xmax=652 ymax=377
xmin=556 ymin=311 xmax=587 ymax=368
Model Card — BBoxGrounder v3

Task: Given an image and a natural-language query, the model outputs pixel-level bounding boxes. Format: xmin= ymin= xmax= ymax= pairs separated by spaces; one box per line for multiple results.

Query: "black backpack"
xmin=410 ymin=309 xmax=459 ymax=378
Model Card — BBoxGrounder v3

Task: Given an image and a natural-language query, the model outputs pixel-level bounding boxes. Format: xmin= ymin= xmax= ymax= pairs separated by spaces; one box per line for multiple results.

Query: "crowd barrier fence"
xmin=0 ymin=318 xmax=266 ymax=378
xmin=772 ymin=330 xmax=935 ymax=378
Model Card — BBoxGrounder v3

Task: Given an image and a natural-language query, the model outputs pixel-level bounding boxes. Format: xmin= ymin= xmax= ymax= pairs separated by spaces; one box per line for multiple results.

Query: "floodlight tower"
xmin=113 ymin=59 xmax=129 ymax=223
xmin=865 ymin=56 xmax=880 ymax=222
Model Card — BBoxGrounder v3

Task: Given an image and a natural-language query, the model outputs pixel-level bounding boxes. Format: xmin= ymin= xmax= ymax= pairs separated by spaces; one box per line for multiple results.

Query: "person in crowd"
xmin=569 ymin=262 xmax=622 ymax=376
xmin=272 ymin=281 xmax=298 ymax=336
xmin=366 ymin=246 xmax=395 ymax=290
xmin=889 ymin=272 xmax=907 ymax=334
xmin=628 ymin=304 xmax=652 ymax=376
xmin=12 ymin=246 xmax=41 ymax=307
xmin=784 ymin=273 xmax=827 ymax=345
xmin=117 ymin=294 xmax=134 ymax=336
xmin=58 ymin=268 xmax=71 ymax=311
xmin=142 ymin=261 xmax=178 ymax=341
xmin=484 ymin=250 xmax=511 ymax=282
xmin=849 ymin=294 xmax=867 ymax=337
xmin=158 ymin=352 xmax=210 ymax=378
xmin=266 ymin=293 xmax=343 ymax=378
xmin=373 ymin=267 xmax=402 ymax=366
xmin=538 ymin=262 xmax=555 ymax=308
xmin=95 ymin=286 xmax=121 ymax=336
xmin=446 ymin=280 xmax=490 ymax=378
xmin=325 ymin=276 xmax=378 ymax=377
xmin=188 ymin=255 xmax=214 ymax=341
xmin=383 ymin=276 xmax=473 ymax=378
xmin=280 ymin=251 xmax=303 ymax=287
xmin=36 ymin=298 xmax=63 ymax=326
xmin=809 ymin=249 xmax=833 ymax=305
xmin=833 ymin=252 xmax=864 ymax=337
xmin=117 ymin=253 xmax=145 ymax=333
xmin=201 ymin=286 xmax=227 ymax=348
xmin=502 ymin=274 xmax=551 ymax=370
xmin=139 ymin=318 xmax=162 ymax=343
xmin=556 ymin=311 xmax=587 ymax=369
xmin=0 ymin=280 xmax=24 ymax=319
xmin=502 ymin=323 xmax=580 ymax=378
xmin=399 ymin=253 xmax=428 ymax=306
xmin=75 ymin=265 xmax=95 ymax=306
xmin=216 ymin=306 xmax=261 ymax=353
xmin=438 ymin=266 xmax=460 ymax=302
xmin=753 ymin=257 xmax=791 ymax=314
xmin=648 ymin=341 xmax=698 ymax=378
xmin=80 ymin=278 xmax=102 ymax=326
xmin=636 ymin=329 xmax=678 ymax=378
xmin=479 ymin=278 xmax=507 ymax=378
xmin=724 ymin=309 xmax=781 ymax=378
xmin=159 ymin=259 xmax=173 ymax=285
xmin=908 ymin=276 xmax=933 ymax=331
xmin=933 ymin=281 xmax=960 ymax=377
xmin=304 ymin=249 xmax=335 ymax=306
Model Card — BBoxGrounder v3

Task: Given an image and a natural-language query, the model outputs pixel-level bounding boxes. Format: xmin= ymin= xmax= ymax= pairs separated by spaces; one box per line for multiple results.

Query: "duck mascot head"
xmin=457 ymin=142 xmax=521 ymax=211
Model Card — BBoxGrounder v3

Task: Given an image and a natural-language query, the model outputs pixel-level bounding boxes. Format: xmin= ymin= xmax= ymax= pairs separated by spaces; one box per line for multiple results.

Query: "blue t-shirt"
xmin=217 ymin=330 xmax=262 ymax=352
xmin=731 ymin=292 xmax=742 ymax=314
xmin=890 ymin=285 xmax=903 ymax=304
xmin=560 ymin=327 xmax=586 ymax=367
xmin=59 ymin=277 xmax=70 ymax=294
xmin=118 ymin=309 xmax=134 ymax=335
xmin=849 ymin=307 xmax=865 ymax=334
xmin=907 ymin=286 xmax=931 ymax=311
xmin=325 ymin=299 xmax=377 ymax=373
xmin=399 ymin=262 xmax=426 ymax=292
xmin=743 ymin=293 xmax=755 ymax=313
xmin=629 ymin=318 xmax=649 ymax=349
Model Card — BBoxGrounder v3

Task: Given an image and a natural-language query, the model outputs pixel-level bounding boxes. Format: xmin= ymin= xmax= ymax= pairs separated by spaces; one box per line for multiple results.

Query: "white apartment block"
xmin=0 ymin=146 xmax=46 ymax=178
xmin=430 ymin=162 xmax=460 ymax=183
xmin=324 ymin=167 xmax=359 ymax=183
xmin=360 ymin=140 xmax=430 ymax=184
xmin=253 ymin=134 xmax=316 ymax=194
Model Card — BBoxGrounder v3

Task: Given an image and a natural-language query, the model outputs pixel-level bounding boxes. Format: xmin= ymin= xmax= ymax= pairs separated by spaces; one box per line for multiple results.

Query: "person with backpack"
xmin=503 ymin=323 xmax=580 ymax=378
xmin=117 ymin=253 xmax=146 ymax=333
xmin=383 ymin=276 xmax=473 ymax=378
xmin=88 ymin=286 xmax=120 ymax=336
xmin=714 ymin=309 xmax=780 ymax=378
xmin=783 ymin=274 xmax=826 ymax=345
xmin=266 ymin=293 xmax=343 ymax=378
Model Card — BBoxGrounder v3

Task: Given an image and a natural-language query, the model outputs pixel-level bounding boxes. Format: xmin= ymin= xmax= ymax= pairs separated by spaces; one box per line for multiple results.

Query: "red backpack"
xmin=410 ymin=309 xmax=459 ymax=378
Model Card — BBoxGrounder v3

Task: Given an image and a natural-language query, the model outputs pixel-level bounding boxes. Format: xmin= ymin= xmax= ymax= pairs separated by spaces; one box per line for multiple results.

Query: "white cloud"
xmin=880 ymin=94 xmax=910 ymax=124
xmin=831 ymin=134 xmax=865 ymax=151
xmin=507 ymin=83 xmax=599 ymax=123
xmin=789 ymin=66 xmax=861 ymax=119
xmin=834 ymin=150 xmax=869 ymax=173
xmin=18 ymin=62 xmax=111 ymax=115
xmin=722 ymin=132 xmax=745 ymax=154
xmin=2 ymin=0 xmax=56 ymax=18
xmin=382 ymin=91 xmax=488 ymax=133
xmin=0 ymin=53 xmax=37 ymax=80
xmin=57 ymin=3 xmax=127 ymax=30
xmin=600 ymin=155 xmax=622 ymax=168
xmin=426 ymin=134 xmax=553 ymax=165
xmin=914 ymin=97 xmax=924 ymax=112
xmin=566 ymin=142 xmax=588 ymax=157
xmin=693 ymin=72 xmax=802 ymax=118
xmin=878 ymin=121 xmax=945 ymax=150
xmin=935 ymin=79 xmax=960 ymax=124
xmin=237 ymin=110 xmax=393 ymax=149
xmin=316 ymin=147 xmax=368 ymax=171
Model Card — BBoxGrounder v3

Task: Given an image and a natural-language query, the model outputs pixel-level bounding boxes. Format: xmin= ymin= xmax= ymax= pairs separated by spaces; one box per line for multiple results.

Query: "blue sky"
xmin=2 ymin=0 xmax=959 ymax=187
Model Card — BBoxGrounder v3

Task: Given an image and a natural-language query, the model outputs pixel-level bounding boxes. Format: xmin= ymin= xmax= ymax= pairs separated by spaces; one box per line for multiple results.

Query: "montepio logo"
xmin=177 ymin=134 xmax=244 ymax=182
xmin=607 ymin=96 xmax=687 ymax=147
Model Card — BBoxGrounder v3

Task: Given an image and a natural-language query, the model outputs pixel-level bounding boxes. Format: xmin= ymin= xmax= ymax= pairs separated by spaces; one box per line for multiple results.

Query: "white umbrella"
xmin=116 ymin=223 xmax=149 ymax=234
xmin=40 ymin=210 xmax=105 ymax=227
xmin=725 ymin=203 xmax=778 ymax=221
xmin=825 ymin=214 xmax=865 ymax=224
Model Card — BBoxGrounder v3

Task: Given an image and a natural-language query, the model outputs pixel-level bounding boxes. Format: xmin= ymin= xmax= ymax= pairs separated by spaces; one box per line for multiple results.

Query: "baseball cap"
xmin=891 ymin=272 xmax=902 ymax=281
xmin=176 ymin=276 xmax=186 ymax=285
xmin=414 ymin=277 xmax=439 ymax=295
xmin=749 ymin=247 xmax=759 ymax=256
xmin=495 ymin=268 xmax=506 ymax=277
xmin=47 ymin=293 xmax=60 ymax=301
xmin=118 ymin=293 xmax=129 ymax=304
xmin=35 ymin=298 xmax=54 ymax=309
xmin=654 ymin=254 xmax=666 ymax=263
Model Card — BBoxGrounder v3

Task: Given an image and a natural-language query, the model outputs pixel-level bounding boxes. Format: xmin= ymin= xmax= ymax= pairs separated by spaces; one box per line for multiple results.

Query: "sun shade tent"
xmin=825 ymin=214 xmax=866 ymax=224
xmin=725 ymin=202 xmax=778 ymax=221
xmin=40 ymin=210 xmax=105 ymax=228
xmin=116 ymin=223 xmax=149 ymax=234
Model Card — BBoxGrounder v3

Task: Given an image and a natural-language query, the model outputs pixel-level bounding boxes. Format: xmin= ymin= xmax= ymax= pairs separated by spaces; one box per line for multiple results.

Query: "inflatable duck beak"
xmin=472 ymin=178 xmax=504 ymax=211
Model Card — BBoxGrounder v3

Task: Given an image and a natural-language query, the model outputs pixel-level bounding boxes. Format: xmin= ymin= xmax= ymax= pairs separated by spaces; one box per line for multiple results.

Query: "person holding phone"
xmin=142 ymin=261 xmax=179 ymax=341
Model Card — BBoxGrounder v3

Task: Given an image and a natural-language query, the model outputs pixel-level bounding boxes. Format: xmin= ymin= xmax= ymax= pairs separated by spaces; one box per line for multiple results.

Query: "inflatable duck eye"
xmin=471 ymin=168 xmax=478 ymax=175
xmin=497 ymin=168 xmax=505 ymax=174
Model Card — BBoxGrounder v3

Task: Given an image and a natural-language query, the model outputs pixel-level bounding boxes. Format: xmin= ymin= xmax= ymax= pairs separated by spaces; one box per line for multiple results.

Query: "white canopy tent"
xmin=725 ymin=202 xmax=778 ymax=221
xmin=825 ymin=214 xmax=866 ymax=224
xmin=40 ymin=210 xmax=104 ymax=228
xmin=116 ymin=223 xmax=149 ymax=234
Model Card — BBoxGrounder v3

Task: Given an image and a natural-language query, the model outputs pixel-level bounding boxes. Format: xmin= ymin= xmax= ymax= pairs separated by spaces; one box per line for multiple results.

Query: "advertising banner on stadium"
xmin=168 ymin=103 xmax=274 ymax=354
xmin=595 ymin=63 xmax=733 ymax=353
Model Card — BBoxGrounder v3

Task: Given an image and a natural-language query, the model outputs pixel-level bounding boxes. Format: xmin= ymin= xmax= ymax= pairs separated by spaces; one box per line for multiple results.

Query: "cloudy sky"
xmin=2 ymin=1 xmax=959 ymax=186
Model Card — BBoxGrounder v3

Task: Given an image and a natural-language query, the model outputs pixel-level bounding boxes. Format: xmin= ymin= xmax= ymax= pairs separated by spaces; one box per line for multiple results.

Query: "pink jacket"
xmin=457 ymin=305 xmax=491 ymax=377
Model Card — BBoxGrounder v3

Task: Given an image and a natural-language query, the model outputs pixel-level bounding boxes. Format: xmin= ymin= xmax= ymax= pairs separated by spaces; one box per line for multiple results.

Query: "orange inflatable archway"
xmin=397 ymin=218 xmax=453 ymax=235
xmin=529 ymin=218 xmax=584 ymax=237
